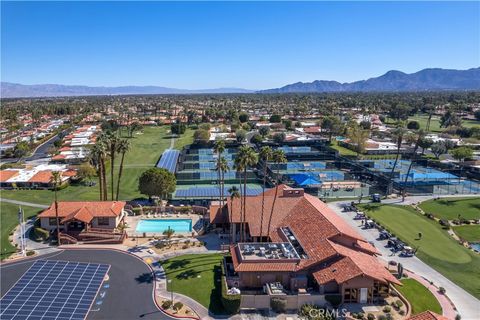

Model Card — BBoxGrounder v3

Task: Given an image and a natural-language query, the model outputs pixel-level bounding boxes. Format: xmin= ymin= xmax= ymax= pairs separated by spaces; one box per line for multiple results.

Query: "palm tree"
xmin=234 ymin=145 xmax=258 ymax=242
xmin=90 ymin=142 xmax=107 ymax=201
xmin=266 ymin=149 xmax=286 ymax=241
xmin=228 ymin=186 xmax=240 ymax=243
xmin=390 ymin=126 xmax=406 ymax=179
xmin=213 ymin=139 xmax=226 ymax=209
xmin=258 ymin=146 xmax=273 ymax=242
xmin=216 ymin=156 xmax=229 ymax=216
xmin=106 ymin=132 xmax=119 ymax=200
xmin=163 ymin=227 xmax=175 ymax=246
xmin=403 ymin=129 xmax=425 ymax=199
xmin=50 ymin=171 xmax=62 ymax=246
xmin=115 ymin=139 xmax=130 ymax=201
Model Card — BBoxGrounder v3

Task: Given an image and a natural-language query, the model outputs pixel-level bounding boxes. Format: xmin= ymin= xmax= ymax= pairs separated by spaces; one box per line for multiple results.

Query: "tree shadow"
xmin=208 ymin=265 xmax=225 ymax=315
xmin=165 ymin=259 xmax=190 ymax=270
xmin=468 ymin=203 xmax=480 ymax=210
xmin=175 ymin=269 xmax=200 ymax=279
xmin=362 ymin=204 xmax=382 ymax=212
xmin=135 ymin=272 xmax=154 ymax=284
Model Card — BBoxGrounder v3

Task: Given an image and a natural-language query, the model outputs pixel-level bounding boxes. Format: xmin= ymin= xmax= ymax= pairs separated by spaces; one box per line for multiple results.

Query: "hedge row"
xmin=220 ymin=260 xmax=241 ymax=314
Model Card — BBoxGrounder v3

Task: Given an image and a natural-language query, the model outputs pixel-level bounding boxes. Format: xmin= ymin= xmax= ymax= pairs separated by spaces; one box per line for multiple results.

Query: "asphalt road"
xmin=0 ymin=249 xmax=174 ymax=320
xmin=25 ymin=133 xmax=62 ymax=161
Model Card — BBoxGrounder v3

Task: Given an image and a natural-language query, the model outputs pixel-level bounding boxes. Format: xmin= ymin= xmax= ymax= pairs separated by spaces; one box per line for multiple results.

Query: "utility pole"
xmin=18 ymin=206 xmax=26 ymax=256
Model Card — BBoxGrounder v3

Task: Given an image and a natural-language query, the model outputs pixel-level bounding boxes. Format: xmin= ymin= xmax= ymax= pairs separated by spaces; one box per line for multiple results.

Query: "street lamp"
xmin=168 ymin=279 xmax=173 ymax=303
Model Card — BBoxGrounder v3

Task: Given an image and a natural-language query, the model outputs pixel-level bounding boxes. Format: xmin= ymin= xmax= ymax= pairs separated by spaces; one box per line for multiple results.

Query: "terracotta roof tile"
xmin=28 ymin=171 xmax=53 ymax=183
xmin=0 ymin=170 xmax=19 ymax=182
xmin=408 ymin=311 xmax=449 ymax=320
xmin=39 ymin=201 xmax=125 ymax=219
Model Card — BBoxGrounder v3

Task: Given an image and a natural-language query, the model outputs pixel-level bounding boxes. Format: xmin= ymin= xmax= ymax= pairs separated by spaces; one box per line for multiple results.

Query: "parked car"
xmin=371 ymin=193 xmax=381 ymax=203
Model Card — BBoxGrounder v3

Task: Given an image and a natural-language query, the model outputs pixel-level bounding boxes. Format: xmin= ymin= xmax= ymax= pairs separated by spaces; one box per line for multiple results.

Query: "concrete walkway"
xmin=0 ymin=198 xmax=49 ymax=208
xmin=327 ymin=198 xmax=480 ymax=320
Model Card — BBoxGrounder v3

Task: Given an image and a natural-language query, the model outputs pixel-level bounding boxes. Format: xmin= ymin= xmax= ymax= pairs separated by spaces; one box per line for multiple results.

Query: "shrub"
xmin=270 ymin=297 xmax=287 ymax=313
xmin=33 ymin=227 xmax=50 ymax=241
xmin=383 ymin=306 xmax=391 ymax=313
xmin=377 ymin=315 xmax=386 ymax=320
xmin=455 ymin=314 xmax=461 ymax=320
xmin=325 ymin=294 xmax=342 ymax=308
xmin=26 ymin=250 xmax=35 ymax=256
xmin=173 ymin=302 xmax=183 ymax=311
xmin=161 ymin=300 xmax=172 ymax=309
xmin=439 ymin=287 xmax=446 ymax=294
xmin=399 ymin=310 xmax=405 ymax=316
xmin=367 ymin=313 xmax=375 ymax=320
xmin=182 ymin=244 xmax=188 ymax=249
xmin=220 ymin=273 xmax=240 ymax=314
xmin=395 ymin=300 xmax=403 ymax=308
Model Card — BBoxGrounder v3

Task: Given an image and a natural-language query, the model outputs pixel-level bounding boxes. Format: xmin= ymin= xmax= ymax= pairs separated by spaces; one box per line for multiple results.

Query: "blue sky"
xmin=1 ymin=1 xmax=479 ymax=90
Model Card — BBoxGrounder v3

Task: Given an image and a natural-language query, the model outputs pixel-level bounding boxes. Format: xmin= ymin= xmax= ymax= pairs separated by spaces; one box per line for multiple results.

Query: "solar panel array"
xmin=175 ymin=186 xmax=263 ymax=198
xmin=0 ymin=260 xmax=109 ymax=320
xmin=156 ymin=149 xmax=180 ymax=173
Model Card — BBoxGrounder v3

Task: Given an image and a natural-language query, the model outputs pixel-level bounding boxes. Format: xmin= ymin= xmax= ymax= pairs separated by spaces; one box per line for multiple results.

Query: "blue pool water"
xmin=470 ymin=243 xmax=480 ymax=252
xmin=136 ymin=219 xmax=192 ymax=233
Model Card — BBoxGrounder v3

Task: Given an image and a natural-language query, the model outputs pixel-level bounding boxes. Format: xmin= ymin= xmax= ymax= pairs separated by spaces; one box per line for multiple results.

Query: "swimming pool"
xmin=135 ymin=219 xmax=192 ymax=233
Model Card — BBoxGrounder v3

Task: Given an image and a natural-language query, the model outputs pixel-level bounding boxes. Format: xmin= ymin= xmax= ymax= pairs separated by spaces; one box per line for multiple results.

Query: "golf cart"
xmin=371 ymin=193 xmax=381 ymax=203
xmin=400 ymin=246 xmax=415 ymax=257
xmin=354 ymin=211 xmax=366 ymax=220
xmin=379 ymin=230 xmax=391 ymax=240
xmin=364 ymin=219 xmax=376 ymax=229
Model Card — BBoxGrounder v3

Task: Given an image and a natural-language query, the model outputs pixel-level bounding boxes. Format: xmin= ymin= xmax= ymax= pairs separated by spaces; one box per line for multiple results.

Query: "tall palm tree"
xmin=403 ymin=129 xmax=425 ymax=198
xmin=266 ymin=149 xmax=286 ymax=241
xmin=106 ymin=132 xmax=119 ymax=200
xmin=390 ymin=126 xmax=406 ymax=179
xmin=216 ymin=156 xmax=229 ymax=214
xmin=228 ymin=186 xmax=240 ymax=243
xmin=50 ymin=171 xmax=62 ymax=246
xmin=90 ymin=141 xmax=107 ymax=201
xmin=258 ymin=146 xmax=273 ymax=242
xmin=115 ymin=139 xmax=130 ymax=201
xmin=213 ymin=139 xmax=226 ymax=208
xmin=234 ymin=145 xmax=258 ymax=242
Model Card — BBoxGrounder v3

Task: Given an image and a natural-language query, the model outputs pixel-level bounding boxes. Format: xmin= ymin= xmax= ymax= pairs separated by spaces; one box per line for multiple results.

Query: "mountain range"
xmin=1 ymin=67 xmax=479 ymax=98
xmin=260 ymin=67 xmax=480 ymax=93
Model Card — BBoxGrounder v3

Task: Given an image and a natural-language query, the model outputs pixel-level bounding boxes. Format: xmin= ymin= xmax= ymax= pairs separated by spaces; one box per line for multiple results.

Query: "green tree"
xmin=77 ymin=163 xmax=96 ymax=184
xmin=407 ymin=120 xmax=420 ymax=130
xmin=90 ymin=140 xmax=108 ymax=200
xmin=259 ymin=126 xmax=270 ymax=137
xmin=214 ymin=139 xmax=227 ymax=215
xmin=451 ymin=147 xmax=473 ymax=162
xmin=322 ymin=116 xmax=343 ymax=142
xmin=440 ymin=110 xmax=462 ymax=128
xmin=193 ymin=129 xmax=210 ymax=144
xmin=106 ymin=132 xmax=119 ymax=200
xmin=238 ymin=112 xmax=249 ymax=123
xmin=235 ymin=129 xmax=247 ymax=143
xmin=171 ymin=123 xmax=186 ymax=135
xmin=138 ymin=168 xmax=176 ymax=200
xmin=389 ymin=126 xmax=407 ymax=180
xmin=163 ymin=227 xmax=175 ymax=245
xmin=13 ymin=141 xmax=30 ymax=159
xmin=269 ymin=114 xmax=282 ymax=123
xmin=273 ymin=132 xmax=286 ymax=144
xmin=431 ymin=142 xmax=447 ymax=159
xmin=347 ymin=123 xmax=369 ymax=156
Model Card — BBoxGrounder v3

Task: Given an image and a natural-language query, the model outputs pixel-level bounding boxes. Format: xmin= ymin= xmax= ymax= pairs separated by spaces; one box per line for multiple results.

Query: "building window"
xmin=49 ymin=218 xmax=57 ymax=226
xmin=97 ymin=217 xmax=110 ymax=226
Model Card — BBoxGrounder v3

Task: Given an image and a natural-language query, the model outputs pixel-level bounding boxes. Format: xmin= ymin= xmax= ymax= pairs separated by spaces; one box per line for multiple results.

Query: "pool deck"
xmin=125 ymin=213 xmax=201 ymax=237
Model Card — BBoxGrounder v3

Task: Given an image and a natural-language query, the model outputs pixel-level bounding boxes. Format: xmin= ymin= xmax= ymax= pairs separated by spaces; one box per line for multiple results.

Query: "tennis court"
xmin=156 ymin=149 xmax=180 ymax=173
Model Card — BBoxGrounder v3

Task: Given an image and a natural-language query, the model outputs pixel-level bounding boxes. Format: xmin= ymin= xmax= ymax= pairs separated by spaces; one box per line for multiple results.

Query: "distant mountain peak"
xmin=260 ymin=67 xmax=480 ymax=93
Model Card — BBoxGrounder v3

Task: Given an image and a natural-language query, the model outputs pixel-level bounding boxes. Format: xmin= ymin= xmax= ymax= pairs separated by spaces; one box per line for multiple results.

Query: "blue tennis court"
xmin=175 ymin=185 xmax=264 ymax=198
xmin=0 ymin=260 xmax=109 ymax=320
xmin=156 ymin=149 xmax=180 ymax=173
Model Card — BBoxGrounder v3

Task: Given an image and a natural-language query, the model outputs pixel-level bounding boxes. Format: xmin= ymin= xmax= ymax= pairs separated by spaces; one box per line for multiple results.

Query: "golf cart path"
xmin=0 ymin=198 xmax=49 ymax=208
xmin=327 ymin=197 xmax=480 ymax=320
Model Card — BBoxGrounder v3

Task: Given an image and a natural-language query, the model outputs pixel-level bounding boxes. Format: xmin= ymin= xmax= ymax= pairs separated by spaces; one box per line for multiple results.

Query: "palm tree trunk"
xmin=54 ymin=188 xmax=61 ymax=246
xmin=115 ymin=152 xmax=126 ymax=201
xmin=266 ymin=168 xmax=280 ymax=241
xmin=243 ymin=168 xmax=247 ymax=242
xmin=259 ymin=163 xmax=267 ymax=242
xmin=238 ymin=181 xmax=243 ymax=243
xmin=110 ymin=151 xmax=115 ymax=200
xmin=97 ymin=167 xmax=103 ymax=201
xmin=101 ymin=159 xmax=107 ymax=201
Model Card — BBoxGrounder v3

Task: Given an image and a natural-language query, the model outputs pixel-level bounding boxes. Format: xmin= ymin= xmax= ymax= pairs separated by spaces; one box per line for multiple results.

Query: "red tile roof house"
xmin=407 ymin=311 xmax=448 ymax=320
xmin=38 ymin=201 xmax=127 ymax=243
xmin=210 ymin=185 xmax=400 ymax=308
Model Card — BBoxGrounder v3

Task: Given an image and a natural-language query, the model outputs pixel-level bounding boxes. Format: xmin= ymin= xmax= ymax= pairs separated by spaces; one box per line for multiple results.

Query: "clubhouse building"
xmin=210 ymin=185 xmax=400 ymax=304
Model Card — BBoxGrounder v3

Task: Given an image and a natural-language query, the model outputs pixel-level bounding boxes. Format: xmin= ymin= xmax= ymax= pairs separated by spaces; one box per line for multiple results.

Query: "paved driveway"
xmin=0 ymin=249 xmax=175 ymax=320
xmin=327 ymin=200 xmax=480 ymax=320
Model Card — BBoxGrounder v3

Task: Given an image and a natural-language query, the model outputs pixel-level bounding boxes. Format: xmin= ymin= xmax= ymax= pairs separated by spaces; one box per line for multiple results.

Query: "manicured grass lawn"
xmin=330 ymin=140 xmax=358 ymax=157
xmin=419 ymin=197 xmax=480 ymax=220
xmin=1 ymin=126 xmax=172 ymax=204
xmin=174 ymin=128 xmax=195 ymax=149
xmin=395 ymin=278 xmax=442 ymax=315
xmin=407 ymin=114 xmax=480 ymax=133
xmin=453 ymin=225 xmax=480 ymax=243
xmin=161 ymin=253 xmax=225 ymax=314
xmin=360 ymin=203 xmax=480 ymax=299
xmin=1 ymin=202 xmax=41 ymax=260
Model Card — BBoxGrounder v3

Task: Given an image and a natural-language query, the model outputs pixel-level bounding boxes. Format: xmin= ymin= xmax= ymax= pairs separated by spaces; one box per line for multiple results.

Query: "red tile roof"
xmin=39 ymin=201 xmax=125 ymax=220
xmin=0 ymin=170 xmax=19 ymax=182
xmin=224 ymin=185 xmax=397 ymax=285
xmin=28 ymin=171 xmax=53 ymax=183
xmin=408 ymin=311 xmax=449 ymax=320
